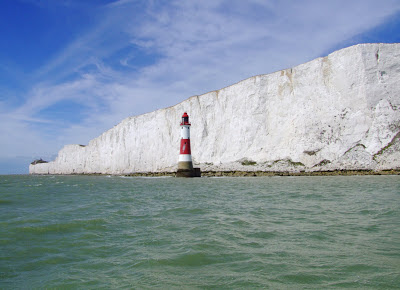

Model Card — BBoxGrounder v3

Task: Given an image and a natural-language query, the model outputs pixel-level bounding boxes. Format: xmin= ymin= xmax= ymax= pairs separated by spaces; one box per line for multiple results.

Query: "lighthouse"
xmin=176 ymin=112 xmax=201 ymax=177
xmin=178 ymin=112 xmax=193 ymax=170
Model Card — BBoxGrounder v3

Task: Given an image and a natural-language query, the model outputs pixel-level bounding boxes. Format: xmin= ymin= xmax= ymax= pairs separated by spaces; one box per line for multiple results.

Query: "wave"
xmin=17 ymin=219 xmax=107 ymax=234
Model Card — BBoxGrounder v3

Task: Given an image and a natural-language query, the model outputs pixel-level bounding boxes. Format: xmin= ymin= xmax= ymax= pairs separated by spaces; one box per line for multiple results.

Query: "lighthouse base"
xmin=178 ymin=161 xmax=193 ymax=170
xmin=176 ymin=168 xmax=201 ymax=178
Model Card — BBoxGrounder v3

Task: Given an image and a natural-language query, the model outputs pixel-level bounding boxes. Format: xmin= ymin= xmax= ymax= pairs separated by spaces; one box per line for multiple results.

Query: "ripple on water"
xmin=0 ymin=199 xmax=13 ymax=205
xmin=16 ymin=218 xmax=107 ymax=234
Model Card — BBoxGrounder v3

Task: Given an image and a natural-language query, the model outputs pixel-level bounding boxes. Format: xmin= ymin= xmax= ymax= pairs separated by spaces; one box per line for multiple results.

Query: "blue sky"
xmin=1 ymin=0 xmax=400 ymax=174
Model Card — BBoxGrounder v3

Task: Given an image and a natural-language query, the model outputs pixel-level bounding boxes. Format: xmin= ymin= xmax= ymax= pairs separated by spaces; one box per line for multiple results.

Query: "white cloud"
xmin=2 ymin=0 xmax=400 ymax=173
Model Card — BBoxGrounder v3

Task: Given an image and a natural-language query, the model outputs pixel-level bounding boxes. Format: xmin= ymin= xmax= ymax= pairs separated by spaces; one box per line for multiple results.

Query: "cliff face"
xmin=30 ymin=43 xmax=400 ymax=174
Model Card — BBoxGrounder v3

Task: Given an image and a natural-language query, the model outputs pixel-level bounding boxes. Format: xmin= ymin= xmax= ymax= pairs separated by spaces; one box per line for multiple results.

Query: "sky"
xmin=1 ymin=0 xmax=400 ymax=174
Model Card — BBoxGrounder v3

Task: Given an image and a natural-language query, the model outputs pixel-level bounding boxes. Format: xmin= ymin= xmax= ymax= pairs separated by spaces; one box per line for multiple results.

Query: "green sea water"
xmin=0 ymin=175 xmax=399 ymax=289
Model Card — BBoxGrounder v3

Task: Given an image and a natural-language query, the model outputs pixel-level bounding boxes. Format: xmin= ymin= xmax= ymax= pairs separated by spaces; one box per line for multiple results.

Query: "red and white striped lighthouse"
xmin=178 ymin=112 xmax=194 ymax=171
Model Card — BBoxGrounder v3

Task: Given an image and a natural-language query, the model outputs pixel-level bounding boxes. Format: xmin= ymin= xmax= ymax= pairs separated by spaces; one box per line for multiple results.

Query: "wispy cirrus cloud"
xmin=1 ymin=0 xmax=400 ymax=173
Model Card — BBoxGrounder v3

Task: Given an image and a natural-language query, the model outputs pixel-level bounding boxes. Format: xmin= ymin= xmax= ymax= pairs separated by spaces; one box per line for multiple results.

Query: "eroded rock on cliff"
xmin=30 ymin=43 xmax=400 ymax=175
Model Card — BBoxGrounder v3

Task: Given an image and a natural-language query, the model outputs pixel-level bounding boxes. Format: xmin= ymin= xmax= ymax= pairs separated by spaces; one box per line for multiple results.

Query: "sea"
xmin=0 ymin=174 xmax=399 ymax=289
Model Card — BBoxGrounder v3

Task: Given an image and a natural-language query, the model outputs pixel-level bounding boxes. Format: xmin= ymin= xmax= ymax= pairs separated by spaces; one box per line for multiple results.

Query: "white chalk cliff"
xmin=30 ymin=43 xmax=400 ymax=174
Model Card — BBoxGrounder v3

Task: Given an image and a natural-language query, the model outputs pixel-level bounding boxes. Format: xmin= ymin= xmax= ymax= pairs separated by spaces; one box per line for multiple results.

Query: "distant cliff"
xmin=30 ymin=43 xmax=400 ymax=175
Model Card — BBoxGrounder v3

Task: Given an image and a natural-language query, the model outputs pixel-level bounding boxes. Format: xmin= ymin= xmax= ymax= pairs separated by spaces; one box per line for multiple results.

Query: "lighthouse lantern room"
xmin=181 ymin=112 xmax=190 ymax=125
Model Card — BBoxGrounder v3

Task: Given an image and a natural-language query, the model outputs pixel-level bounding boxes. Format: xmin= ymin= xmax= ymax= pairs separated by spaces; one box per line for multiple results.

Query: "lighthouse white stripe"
xmin=181 ymin=125 xmax=190 ymax=139
xmin=179 ymin=154 xmax=192 ymax=162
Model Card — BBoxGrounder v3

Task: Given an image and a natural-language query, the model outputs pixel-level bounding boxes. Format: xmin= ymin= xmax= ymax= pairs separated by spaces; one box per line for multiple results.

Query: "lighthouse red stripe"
xmin=180 ymin=139 xmax=191 ymax=154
